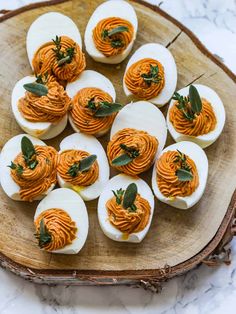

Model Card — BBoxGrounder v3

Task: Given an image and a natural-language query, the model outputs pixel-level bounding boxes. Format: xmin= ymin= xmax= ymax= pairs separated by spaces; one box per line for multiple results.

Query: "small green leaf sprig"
xmin=141 ymin=64 xmax=162 ymax=86
xmin=67 ymin=155 xmax=97 ymax=178
xmin=102 ymin=26 xmax=129 ymax=48
xmin=35 ymin=219 xmax=52 ymax=248
xmin=111 ymin=144 xmax=140 ymax=167
xmin=112 ymin=183 xmax=138 ymax=212
xmin=174 ymin=150 xmax=193 ymax=182
xmin=52 ymin=35 xmax=75 ymax=66
xmin=87 ymin=99 xmax=122 ymax=117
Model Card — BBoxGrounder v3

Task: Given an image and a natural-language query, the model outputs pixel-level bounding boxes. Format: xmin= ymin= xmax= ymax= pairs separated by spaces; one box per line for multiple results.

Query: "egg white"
xmin=11 ymin=76 xmax=68 ymax=140
xmin=67 ymin=70 xmax=116 ymax=137
xmin=27 ymin=12 xmax=82 ymax=69
xmin=34 ymin=188 xmax=89 ymax=254
xmin=167 ymin=84 xmax=226 ymax=149
xmin=151 ymin=141 xmax=208 ymax=209
xmin=110 ymin=101 xmax=167 ymax=159
xmin=98 ymin=174 xmax=154 ymax=243
xmin=0 ymin=134 xmax=55 ymax=201
xmin=84 ymin=0 xmax=138 ymax=64
xmin=58 ymin=133 xmax=110 ymax=201
xmin=123 ymin=43 xmax=177 ymax=107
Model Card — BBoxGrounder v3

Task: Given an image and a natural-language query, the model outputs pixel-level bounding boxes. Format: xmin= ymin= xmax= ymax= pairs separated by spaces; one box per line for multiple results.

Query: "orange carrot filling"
xmin=35 ymin=208 xmax=77 ymax=251
xmin=169 ymin=98 xmax=217 ymax=136
xmin=32 ymin=35 xmax=86 ymax=82
xmin=106 ymin=193 xmax=150 ymax=234
xmin=125 ymin=58 xmax=165 ymax=99
xmin=156 ymin=150 xmax=199 ymax=197
xmin=107 ymin=128 xmax=158 ymax=176
xmin=93 ymin=17 xmax=134 ymax=57
xmin=58 ymin=149 xmax=99 ymax=186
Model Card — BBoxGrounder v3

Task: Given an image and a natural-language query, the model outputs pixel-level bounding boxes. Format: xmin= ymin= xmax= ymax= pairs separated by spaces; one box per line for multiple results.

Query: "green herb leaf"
xmin=8 ymin=162 xmax=24 ymax=175
xmin=21 ymin=136 xmax=38 ymax=170
xmin=35 ymin=73 xmax=48 ymax=85
xmin=111 ymin=39 xmax=124 ymax=48
xmin=111 ymin=153 xmax=133 ymax=166
xmin=23 ymin=83 xmax=48 ymax=97
xmin=189 ymin=85 xmax=202 ymax=114
xmin=102 ymin=26 xmax=129 ymax=39
xmin=68 ymin=155 xmax=97 ymax=177
xmin=35 ymin=219 xmax=52 ymax=248
xmin=172 ymin=92 xmax=194 ymax=121
xmin=141 ymin=64 xmax=162 ymax=86
xmin=94 ymin=102 xmax=123 ymax=117
xmin=123 ymin=183 xmax=138 ymax=210
xmin=52 ymin=36 xmax=75 ymax=66
xmin=176 ymin=168 xmax=193 ymax=181
xmin=112 ymin=188 xmax=125 ymax=205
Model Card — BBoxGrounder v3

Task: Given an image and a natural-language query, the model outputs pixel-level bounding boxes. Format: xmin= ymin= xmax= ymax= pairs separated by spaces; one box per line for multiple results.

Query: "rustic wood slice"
xmin=0 ymin=0 xmax=236 ymax=288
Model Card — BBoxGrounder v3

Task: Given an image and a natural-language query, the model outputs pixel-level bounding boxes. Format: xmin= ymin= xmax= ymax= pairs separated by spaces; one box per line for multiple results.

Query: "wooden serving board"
xmin=0 ymin=0 xmax=236 ymax=288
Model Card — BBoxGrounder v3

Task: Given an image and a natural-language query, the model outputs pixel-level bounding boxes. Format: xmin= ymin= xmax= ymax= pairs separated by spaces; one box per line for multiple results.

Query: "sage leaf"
xmin=23 ymin=83 xmax=48 ymax=96
xmin=176 ymin=168 xmax=193 ymax=181
xmin=104 ymin=26 xmax=129 ymax=38
xmin=94 ymin=102 xmax=123 ymax=117
xmin=189 ymin=85 xmax=202 ymax=114
xmin=36 ymin=219 xmax=52 ymax=248
xmin=79 ymin=154 xmax=97 ymax=172
xmin=111 ymin=153 xmax=133 ymax=166
xmin=21 ymin=136 xmax=36 ymax=161
xmin=123 ymin=183 xmax=138 ymax=210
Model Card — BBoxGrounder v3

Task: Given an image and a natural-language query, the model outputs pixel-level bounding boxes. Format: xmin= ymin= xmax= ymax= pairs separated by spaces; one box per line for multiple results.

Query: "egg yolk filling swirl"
xmin=106 ymin=193 xmax=150 ymax=234
xmin=70 ymin=87 xmax=115 ymax=135
xmin=156 ymin=150 xmax=199 ymax=198
xmin=169 ymin=98 xmax=217 ymax=136
xmin=107 ymin=128 xmax=158 ymax=176
xmin=58 ymin=149 xmax=99 ymax=186
xmin=10 ymin=145 xmax=58 ymax=201
xmin=18 ymin=79 xmax=71 ymax=123
xmin=34 ymin=208 xmax=77 ymax=251
xmin=93 ymin=17 xmax=134 ymax=57
xmin=32 ymin=36 xmax=86 ymax=82
xmin=125 ymin=58 xmax=165 ymax=99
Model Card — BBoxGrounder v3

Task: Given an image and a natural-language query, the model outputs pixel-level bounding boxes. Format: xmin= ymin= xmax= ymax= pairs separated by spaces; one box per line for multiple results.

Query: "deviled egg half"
xmin=0 ymin=134 xmax=58 ymax=201
xmin=152 ymin=141 xmax=208 ymax=209
xmin=12 ymin=74 xmax=70 ymax=139
xmin=57 ymin=133 xmax=110 ymax=201
xmin=108 ymin=101 xmax=167 ymax=176
xmin=98 ymin=174 xmax=154 ymax=243
xmin=27 ymin=12 xmax=85 ymax=83
xmin=167 ymin=84 xmax=226 ymax=148
xmin=84 ymin=0 xmax=138 ymax=64
xmin=67 ymin=70 xmax=121 ymax=137
xmin=123 ymin=43 xmax=177 ymax=107
xmin=34 ymin=188 xmax=89 ymax=254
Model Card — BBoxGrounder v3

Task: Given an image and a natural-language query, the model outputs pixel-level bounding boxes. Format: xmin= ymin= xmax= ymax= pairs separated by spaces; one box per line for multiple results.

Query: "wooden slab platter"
xmin=0 ymin=0 xmax=236 ymax=289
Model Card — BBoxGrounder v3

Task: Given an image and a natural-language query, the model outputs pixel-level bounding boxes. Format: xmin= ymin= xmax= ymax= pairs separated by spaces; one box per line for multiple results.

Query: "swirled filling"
xmin=156 ymin=150 xmax=199 ymax=197
xmin=34 ymin=208 xmax=77 ymax=251
xmin=107 ymin=128 xmax=158 ymax=176
xmin=93 ymin=17 xmax=134 ymax=57
xmin=106 ymin=193 xmax=150 ymax=234
xmin=32 ymin=36 xmax=86 ymax=82
xmin=125 ymin=58 xmax=165 ymax=99
xmin=169 ymin=98 xmax=217 ymax=136
xmin=18 ymin=80 xmax=71 ymax=123
xmin=10 ymin=146 xmax=58 ymax=201
xmin=57 ymin=149 xmax=99 ymax=186
xmin=70 ymin=87 xmax=115 ymax=135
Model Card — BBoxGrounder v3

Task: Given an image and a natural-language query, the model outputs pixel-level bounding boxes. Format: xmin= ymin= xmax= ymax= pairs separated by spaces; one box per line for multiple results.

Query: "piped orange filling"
xmin=93 ymin=17 xmax=134 ymax=57
xmin=125 ymin=58 xmax=165 ymax=99
xmin=169 ymin=98 xmax=217 ymax=136
xmin=58 ymin=149 xmax=99 ymax=186
xmin=106 ymin=193 xmax=150 ymax=234
xmin=156 ymin=150 xmax=199 ymax=197
xmin=35 ymin=208 xmax=77 ymax=251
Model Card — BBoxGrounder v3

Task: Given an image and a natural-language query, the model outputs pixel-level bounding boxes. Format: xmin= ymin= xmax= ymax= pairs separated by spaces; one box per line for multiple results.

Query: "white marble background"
xmin=0 ymin=0 xmax=236 ymax=313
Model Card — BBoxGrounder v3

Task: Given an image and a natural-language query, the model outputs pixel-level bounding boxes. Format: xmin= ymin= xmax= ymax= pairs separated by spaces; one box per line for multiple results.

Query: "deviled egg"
xmin=0 ymin=134 xmax=58 ymax=201
xmin=98 ymin=174 xmax=154 ymax=243
xmin=84 ymin=0 xmax=138 ymax=64
xmin=108 ymin=101 xmax=167 ymax=175
xmin=12 ymin=74 xmax=70 ymax=139
xmin=27 ymin=12 xmax=85 ymax=82
xmin=34 ymin=188 xmax=88 ymax=254
xmin=67 ymin=70 xmax=121 ymax=137
xmin=152 ymin=141 xmax=208 ymax=209
xmin=123 ymin=43 xmax=177 ymax=107
xmin=167 ymin=84 xmax=226 ymax=148
xmin=57 ymin=133 xmax=110 ymax=201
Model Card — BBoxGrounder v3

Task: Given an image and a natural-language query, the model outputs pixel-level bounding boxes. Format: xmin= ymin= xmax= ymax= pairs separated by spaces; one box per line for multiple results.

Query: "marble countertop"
xmin=0 ymin=0 xmax=236 ymax=313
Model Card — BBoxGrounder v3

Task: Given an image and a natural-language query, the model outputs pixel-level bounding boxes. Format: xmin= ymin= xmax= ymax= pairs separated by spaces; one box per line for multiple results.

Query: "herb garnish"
xmin=172 ymin=85 xmax=202 ymax=121
xmin=35 ymin=73 xmax=49 ymax=85
xmin=52 ymin=35 xmax=75 ymax=66
xmin=68 ymin=155 xmax=97 ymax=178
xmin=174 ymin=150 xmax=193 ymax=181
xmin=141 ymin=64 xmax=162 ymax=86
xmin=113 ymin=183 xmax=138 ymax=212
xmin=87 ymin=99 xmax=122 ymax=117
xmin=102 ymin=26 xmax=129 ymax=48
xmin=23 ymin=82 xmax=48 ymax=97
xmin=112 ymin=188 xmax=125 ymax=205
xmin=8 ymin=161 xmax=24 ymax=175
xmin=111 ymin=144 xmax=140 ymax=166
xmin=35 ymin=219 xmax=52 ymax=248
